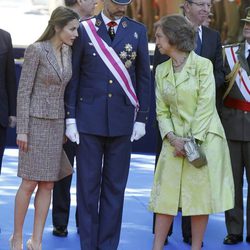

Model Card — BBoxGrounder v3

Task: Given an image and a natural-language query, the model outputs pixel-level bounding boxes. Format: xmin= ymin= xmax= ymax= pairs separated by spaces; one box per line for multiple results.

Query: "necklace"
xmin=172 ymin=56 xmax=187 ymax=68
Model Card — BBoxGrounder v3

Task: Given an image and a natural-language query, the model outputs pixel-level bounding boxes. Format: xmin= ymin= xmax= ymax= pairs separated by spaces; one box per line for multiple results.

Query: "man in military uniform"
xmin=64 ymin=0 xmax=151 ymax=249
xmin=222 ymin=7 xmax=250 ymax=245
xmin=52 ymin=0 xmax=98 ymax=238
xmin=0 ymin=29 xmax=16 ymax=173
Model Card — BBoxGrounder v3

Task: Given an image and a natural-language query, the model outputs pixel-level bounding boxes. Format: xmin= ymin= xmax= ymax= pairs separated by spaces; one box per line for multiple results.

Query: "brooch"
xmin=119 ymin=43 xmax=137 ymax=69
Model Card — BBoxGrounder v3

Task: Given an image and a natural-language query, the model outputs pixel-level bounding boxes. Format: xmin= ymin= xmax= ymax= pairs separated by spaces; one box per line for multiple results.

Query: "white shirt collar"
xmin=101 ymin=11 xmax=121 ymax=32
xmin=245 ymin=40 xmax=250 ymax=58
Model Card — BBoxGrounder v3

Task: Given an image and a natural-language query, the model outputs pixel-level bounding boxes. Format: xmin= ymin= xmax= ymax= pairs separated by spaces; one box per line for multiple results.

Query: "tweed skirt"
xmin=18 ymin=117 xmax=65 ymax=181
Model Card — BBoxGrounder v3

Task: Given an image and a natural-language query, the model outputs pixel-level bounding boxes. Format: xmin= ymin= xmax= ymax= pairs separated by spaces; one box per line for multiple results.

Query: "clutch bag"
xmin=184 ymin=137 xmax=207 ymax=168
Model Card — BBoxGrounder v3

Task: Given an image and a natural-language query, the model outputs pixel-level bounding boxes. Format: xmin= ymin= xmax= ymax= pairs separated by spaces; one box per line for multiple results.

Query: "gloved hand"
xmin=130 ymin=122 xmax=146 ymax=142
xmin=9 ymin=116 xmax=17 ymax=128
xmin=65 ymin=119 xmax=80 ymax=144
xmin=16 ymin=133 xmax=28 ymax=152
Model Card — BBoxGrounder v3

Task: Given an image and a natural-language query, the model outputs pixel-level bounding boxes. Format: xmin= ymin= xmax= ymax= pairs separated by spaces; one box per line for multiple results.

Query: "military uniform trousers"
xmin=225 ymin=140 xmax=250 ymax=236
xmin=52 ymin=140 xmax=78 ymax=228
xmin=76 ymin=133 xmax=132 ymax=250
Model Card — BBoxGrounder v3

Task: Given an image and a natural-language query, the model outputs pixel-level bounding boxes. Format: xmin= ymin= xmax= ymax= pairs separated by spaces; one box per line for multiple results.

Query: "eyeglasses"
xmin=187 ymin=1 xmax=212 ymax=9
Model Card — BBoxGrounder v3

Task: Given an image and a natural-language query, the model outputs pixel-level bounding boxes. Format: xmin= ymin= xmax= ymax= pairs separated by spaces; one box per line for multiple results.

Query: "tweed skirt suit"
xmin=16 ymin=41 xmax=72 ymax=181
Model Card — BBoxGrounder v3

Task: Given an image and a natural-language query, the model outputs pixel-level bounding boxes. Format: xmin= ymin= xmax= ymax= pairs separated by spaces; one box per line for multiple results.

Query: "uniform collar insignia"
xmin=95 ymin=18 xmax=102 ymax=27
xmin=122 ymin=21 xmax=127 ymax=28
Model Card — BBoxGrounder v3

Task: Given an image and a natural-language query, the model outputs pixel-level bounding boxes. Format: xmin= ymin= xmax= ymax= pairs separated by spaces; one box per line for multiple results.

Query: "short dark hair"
xmin=155 ymin=15 xmax=195 ymax=52
xmin=64 ymin=0 xmax=77 ymax=7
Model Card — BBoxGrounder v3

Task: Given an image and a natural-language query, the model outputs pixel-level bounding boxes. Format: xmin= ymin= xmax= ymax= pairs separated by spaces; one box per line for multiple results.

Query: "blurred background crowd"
xmin=47 ymin=0 xmax=250 ymax=43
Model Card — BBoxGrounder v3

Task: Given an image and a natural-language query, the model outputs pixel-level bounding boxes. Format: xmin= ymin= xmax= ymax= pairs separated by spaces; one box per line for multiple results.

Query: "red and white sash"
xmin=225 ymin=46 xmax=250 ymax=101
xmin=81 ymin=18 xmax=139 ymax=110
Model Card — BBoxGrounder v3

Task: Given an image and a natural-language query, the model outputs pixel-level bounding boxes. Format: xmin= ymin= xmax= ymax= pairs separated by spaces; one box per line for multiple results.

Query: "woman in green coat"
xmin=149 ymin=15 xmax=234 ymax=250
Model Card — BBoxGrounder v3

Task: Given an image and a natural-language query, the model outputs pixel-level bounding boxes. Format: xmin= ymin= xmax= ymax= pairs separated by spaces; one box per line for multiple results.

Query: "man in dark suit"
xmin=153 ymin=0 xmax=225 ymax=245
xmin=52 ymin=0 xmax=98 ymax=238
xmin=222 ymin=8 xmax=250 ymax=245
xmin=64 ymin=0 xmax=151 ymax=249
xmin=0 ymin=29 xmax=17 ymax=174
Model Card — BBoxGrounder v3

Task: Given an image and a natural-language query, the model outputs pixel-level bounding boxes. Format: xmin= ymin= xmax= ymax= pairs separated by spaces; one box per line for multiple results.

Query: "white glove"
xmin=65 ymin=119 xmax=80 ymax=144
xmin=9 ymin=116 xmax=17 ymax=128
xmin=130 ymin=122 xmax=146 ymax=142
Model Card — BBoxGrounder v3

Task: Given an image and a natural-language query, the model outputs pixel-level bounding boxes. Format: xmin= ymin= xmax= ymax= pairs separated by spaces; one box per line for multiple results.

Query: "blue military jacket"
xmin=0 ymin=29 xmax=16 ymax=127
xmin=65 ymin=14 xmax=151 ymax=137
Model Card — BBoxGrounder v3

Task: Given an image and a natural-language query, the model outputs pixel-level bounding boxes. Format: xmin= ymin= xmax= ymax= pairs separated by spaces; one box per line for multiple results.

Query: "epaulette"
xmin=222 ymin=43 xmax=240 ymax=49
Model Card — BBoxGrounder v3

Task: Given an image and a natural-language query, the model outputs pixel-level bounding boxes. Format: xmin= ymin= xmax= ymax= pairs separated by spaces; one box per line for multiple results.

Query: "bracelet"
xmin=167 ymin=132 xmax=177 ymax=145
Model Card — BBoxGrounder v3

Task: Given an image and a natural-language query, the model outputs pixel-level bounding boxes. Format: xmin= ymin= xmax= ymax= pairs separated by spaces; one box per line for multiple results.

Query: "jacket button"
xmin=80 ymin=97 xmax=83 ymax=101
xmin=109 ymin=80 xmax=113 ymax=84
xmin=108 ymin=93 xmax=112 ymax=98
xmin=67 ymin=111 xmax=70 ymax=115
xmin=244 ymin=111 xmax=248 ymax=114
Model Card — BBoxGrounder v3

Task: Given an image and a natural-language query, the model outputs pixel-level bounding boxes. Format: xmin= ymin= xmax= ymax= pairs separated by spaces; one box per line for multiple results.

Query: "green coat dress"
xmin=149 ymin=51 xmax=234 ymax=216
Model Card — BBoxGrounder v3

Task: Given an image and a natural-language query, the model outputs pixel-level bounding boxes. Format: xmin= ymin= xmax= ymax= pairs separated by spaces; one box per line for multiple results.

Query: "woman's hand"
xmin=167 ymin=132 xmax=186 ymax=157
xmin=172 ymin=138 xmax=186 ymax=157
xmin=173 ymin=138 xmax=186 ymax=157
xmin=16 ymin=134 xmax=28 ymax=153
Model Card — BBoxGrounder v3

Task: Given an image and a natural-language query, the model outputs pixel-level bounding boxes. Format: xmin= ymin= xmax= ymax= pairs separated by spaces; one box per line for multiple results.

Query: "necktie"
xmin=107 ymin=21 xmax=117 ymax=41
xmin=195 ymin=29 xmax=202 ymax=55
xmin=247 ymin=49 xmax=250 ymax=67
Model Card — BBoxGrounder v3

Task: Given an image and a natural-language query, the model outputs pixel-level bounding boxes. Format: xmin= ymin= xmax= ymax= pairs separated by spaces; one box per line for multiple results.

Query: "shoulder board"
xmin=222 ymin=43 xmax=240 ymax=49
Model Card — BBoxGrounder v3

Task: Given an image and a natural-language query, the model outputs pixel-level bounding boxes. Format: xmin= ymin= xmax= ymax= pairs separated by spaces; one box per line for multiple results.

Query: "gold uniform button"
xmin=108 ymin=93 xmax=112 ymax=98
xmin=109 ymin=80 xmax=113 ymax=84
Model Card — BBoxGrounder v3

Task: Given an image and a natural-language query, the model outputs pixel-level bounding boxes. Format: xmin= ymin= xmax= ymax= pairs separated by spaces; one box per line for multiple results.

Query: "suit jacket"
xmin=17 ymin=41 xmax=72 ymax=134
xmin=0 ymin=29 xmax=17 ymax=128
xmin=153 ymin=26 xmax=225 ymax=89
xmin=65 ymin=14 xmax=151 ymax=137
xmin=221 ymin=42 xmax=250 ymax=141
